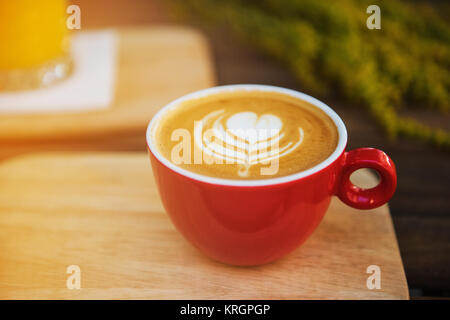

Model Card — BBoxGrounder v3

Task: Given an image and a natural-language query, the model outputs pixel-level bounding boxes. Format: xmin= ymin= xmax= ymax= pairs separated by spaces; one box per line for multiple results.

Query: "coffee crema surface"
xmin=153 ymin=90 xmax=338 ymax=180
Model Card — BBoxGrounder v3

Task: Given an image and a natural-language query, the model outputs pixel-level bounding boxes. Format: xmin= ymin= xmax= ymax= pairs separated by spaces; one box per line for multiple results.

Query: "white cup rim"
xmin=146 ymin=84 xmax=347 ymax=187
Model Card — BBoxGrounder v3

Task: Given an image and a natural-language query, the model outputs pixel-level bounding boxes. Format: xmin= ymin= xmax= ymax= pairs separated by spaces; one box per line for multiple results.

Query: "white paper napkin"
xmin=0 ymin=30 xmax=118 ymax=114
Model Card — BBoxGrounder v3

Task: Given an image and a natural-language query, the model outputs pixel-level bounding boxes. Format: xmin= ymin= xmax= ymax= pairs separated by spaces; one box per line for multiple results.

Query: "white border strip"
xmin=146 ymin=84 xmax=347 ymax=187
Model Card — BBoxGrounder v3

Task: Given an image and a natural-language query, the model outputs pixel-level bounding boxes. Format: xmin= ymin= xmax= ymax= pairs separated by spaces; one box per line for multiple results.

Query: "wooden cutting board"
xmin=0 ymin=152 xmax=408 ymax=299
xmin=0 ymin=26 xmax=214 ymax=159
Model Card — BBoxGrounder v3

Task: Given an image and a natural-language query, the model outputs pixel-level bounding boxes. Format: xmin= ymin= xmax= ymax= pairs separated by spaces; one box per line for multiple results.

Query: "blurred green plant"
xmin=170 ymin=0 xmax=450 ymax=149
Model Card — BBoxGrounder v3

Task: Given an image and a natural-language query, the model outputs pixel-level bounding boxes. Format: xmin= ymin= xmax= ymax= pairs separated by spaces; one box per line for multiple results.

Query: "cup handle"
xmin=336 ymin=148 xmax=397 ymax=210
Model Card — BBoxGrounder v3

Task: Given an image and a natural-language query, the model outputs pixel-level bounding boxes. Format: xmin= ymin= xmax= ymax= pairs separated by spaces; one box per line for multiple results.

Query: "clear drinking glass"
xmin=0 ymin=0 xmax=72 ymax=91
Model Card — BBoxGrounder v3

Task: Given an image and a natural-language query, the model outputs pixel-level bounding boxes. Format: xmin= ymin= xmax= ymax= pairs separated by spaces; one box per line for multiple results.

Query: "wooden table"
xmin=0 ymin=152 xmax=408 ymax=299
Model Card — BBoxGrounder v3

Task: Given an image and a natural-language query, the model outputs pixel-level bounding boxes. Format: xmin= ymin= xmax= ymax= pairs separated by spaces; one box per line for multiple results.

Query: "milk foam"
xmin=196 ymin=110 xmax=304 ymax=177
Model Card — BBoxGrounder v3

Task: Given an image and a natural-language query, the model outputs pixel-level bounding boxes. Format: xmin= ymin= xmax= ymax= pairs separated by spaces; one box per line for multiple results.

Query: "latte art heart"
xmin=196 ymin=110 xmax=304 ymax=177
xmin=226 ymin=112 xmax=282 ymax=143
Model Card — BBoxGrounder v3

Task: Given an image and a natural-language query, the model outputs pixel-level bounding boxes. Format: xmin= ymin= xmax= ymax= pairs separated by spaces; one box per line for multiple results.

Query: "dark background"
xmin=72 ymin=0 xmax=450 ymax=298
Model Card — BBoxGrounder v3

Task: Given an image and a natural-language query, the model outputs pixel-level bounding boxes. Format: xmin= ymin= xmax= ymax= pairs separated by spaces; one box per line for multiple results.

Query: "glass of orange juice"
xmin=0 ymin=0 xmax=72 ymax=91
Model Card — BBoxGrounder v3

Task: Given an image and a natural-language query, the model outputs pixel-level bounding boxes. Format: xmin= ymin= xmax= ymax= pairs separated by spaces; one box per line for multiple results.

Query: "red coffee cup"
xmin=146 ymin=85 xmax=397 ymax=266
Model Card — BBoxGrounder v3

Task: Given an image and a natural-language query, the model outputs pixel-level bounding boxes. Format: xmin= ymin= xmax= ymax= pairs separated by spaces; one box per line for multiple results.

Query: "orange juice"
xmin=0 ymin=0 xmax=69 ymax=70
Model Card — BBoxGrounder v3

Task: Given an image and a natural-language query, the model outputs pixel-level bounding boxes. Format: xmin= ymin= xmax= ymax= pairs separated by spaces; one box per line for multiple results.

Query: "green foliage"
xmin=171 ymin=0 xmax=450 ymax=149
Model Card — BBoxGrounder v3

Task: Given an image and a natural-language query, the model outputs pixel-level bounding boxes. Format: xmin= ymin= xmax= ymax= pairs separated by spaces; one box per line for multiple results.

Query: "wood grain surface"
xmin=0 ymin=153 xmax=408 ymax=299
